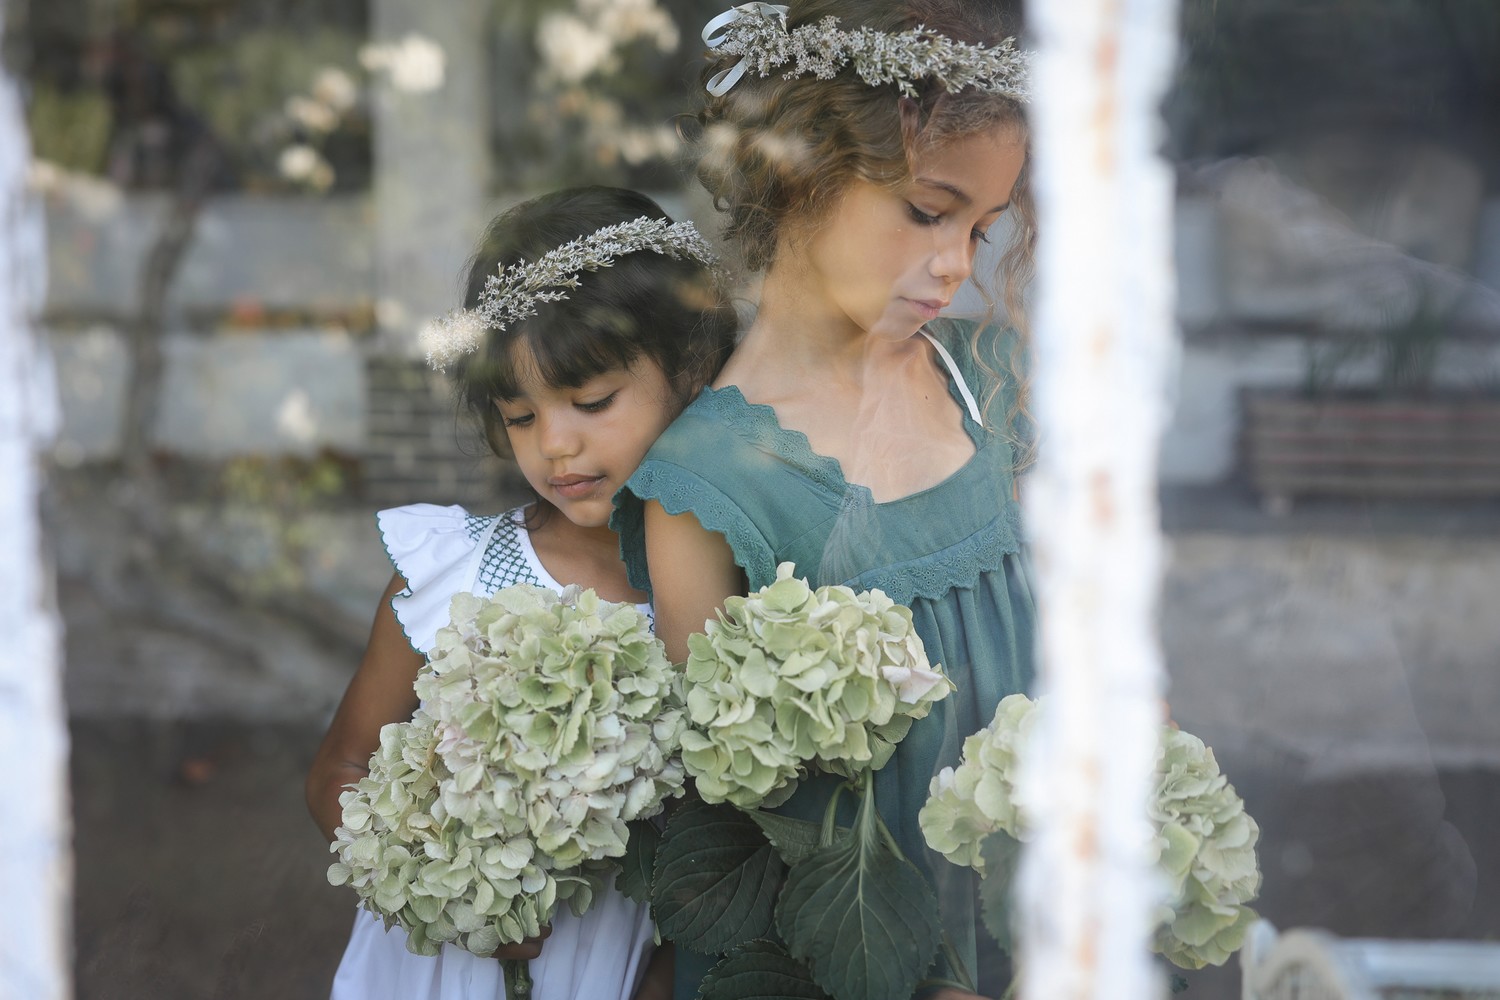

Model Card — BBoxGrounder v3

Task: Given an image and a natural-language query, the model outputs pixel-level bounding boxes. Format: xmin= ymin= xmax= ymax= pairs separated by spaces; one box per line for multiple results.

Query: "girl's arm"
xmin=642 ymin=499 xmax=745 ymax=664
xmin=305 ymin=571 xmax=423 ymax=843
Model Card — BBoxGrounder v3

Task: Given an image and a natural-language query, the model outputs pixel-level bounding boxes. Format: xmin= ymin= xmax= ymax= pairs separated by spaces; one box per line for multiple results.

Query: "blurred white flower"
xmin=585 ymin=0 xmax=679 ymax=51
xmin=278 ymin=144 xmax=336 ymax=192
xmin=312 ymin=67 xmax=360 ymax=112
xmin=615 ymin=125 xmax=679 ymax=165
xmin=285 ymin=95 xmax=339 ymax=134
xmin=536 ymin=13 xmax=615 ymax=84
xmin=361 ymin=33 xmax=446 ymax=94
xmin=27 ymin=159 xmax=63 ymax=193
xmin=276 ymin=388 xmax=319 ymax=445
xmin=28 ymin=161 xmax=123 ymax=220
xmin=277 ymin=144 xmax=319 ymax=181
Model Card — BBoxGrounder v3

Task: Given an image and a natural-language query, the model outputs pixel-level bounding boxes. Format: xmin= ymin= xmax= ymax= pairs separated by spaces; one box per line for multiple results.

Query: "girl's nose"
xmin=929 ymin=232 xmax=976 ymax=286
xmin=537 ymin=412 xmax=582 ymax=459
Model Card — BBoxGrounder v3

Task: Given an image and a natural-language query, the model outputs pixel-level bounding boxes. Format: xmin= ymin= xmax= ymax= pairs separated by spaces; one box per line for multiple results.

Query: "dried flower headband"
xmin=702 ymin=2 xmax=1031 ymax=100
xmin=421 ymin=216 xmax=719 ymax=371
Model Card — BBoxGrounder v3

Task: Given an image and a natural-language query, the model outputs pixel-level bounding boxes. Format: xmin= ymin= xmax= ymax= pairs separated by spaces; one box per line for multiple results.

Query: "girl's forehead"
xmin=504 ymin=338 xmax=545 ymax=387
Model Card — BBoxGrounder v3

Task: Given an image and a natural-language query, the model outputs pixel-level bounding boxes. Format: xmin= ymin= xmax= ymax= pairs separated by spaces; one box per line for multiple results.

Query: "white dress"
xmin=329 ymin=503 xmax=657 ymax=1000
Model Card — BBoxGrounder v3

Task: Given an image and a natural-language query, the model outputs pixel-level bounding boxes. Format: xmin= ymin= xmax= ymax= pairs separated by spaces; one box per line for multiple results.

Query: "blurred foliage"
xmin=19 ymin=0 xmax=371 ymax=192
xmin=1169 ymin=0 xmax=1500 ymax=170
xmin=169 ymin=29 xmax=369 ymax=192
xmin=16 ymin=0 xmax=729 ymax=195
xmin=216 ymin=452 xmax=357 ymax=595
xmin=489 ymin=0 xmax=721 ymax=192
xmin=26 ymin=85 xmax=112 ymax=174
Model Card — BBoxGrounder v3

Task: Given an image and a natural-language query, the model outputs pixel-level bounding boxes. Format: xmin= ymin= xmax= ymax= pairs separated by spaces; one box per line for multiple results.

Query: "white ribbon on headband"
xmin=703 ymin=2 xmax=790 ymax=96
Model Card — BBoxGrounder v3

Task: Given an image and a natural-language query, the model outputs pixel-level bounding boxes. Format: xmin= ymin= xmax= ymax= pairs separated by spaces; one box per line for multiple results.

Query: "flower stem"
xmin=820 ymin=780 xmax=849 ymax=847
xmin=940 ymin=934 xmax=977 ymax=994
xmin=502 ymin=957 xmax=532 ymax=1000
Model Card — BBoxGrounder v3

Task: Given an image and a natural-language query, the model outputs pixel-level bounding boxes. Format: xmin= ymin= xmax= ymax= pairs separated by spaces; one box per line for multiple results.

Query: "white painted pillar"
xmin=0 ymin=8 xmax=71 ymax=999
xmin=1017 ymin=1 xmax=1180 ymax=998
xmin=367 ymin=0 xmax=492 ymax=354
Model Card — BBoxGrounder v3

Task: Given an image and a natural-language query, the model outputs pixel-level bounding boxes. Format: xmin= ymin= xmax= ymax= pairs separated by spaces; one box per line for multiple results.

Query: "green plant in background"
xmin=169 ymin=28 xmax=369 ymax=192
xmin=26 ymin=84 xmax=111 ymax=174
xmin=1301 ymin=281 xmax=1462 ymax=398
xmin=216 ymin=452 xmax=352 ymax=596
xmin=491 ymin=0 xmax=716 ymax=192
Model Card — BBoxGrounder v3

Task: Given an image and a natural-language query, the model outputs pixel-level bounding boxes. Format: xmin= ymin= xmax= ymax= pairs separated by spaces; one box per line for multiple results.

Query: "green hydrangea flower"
xmin=329 ymin=584 xmax=685 ymax=955
xmin=918 ymin=694 xmax=1261 ymax=970
xmin=681 ymin=562 xmax=953 ymax=808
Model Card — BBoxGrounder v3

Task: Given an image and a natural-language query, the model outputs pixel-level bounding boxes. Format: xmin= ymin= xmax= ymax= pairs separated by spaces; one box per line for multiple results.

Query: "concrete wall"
xmin=1165 ymin=531 xmax=1500 ymax=775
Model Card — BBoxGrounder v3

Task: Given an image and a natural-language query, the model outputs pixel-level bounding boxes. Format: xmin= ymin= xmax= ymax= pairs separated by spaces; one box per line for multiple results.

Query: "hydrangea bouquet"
xmin=634 ymin=563 xmax=959 ymax=1000
xmin=919 ymin=693 xmax=1261 ymax=975
xmin=328 ymin=584 xmax=686 ymax=997
xmin=680 ymin=562 xmax=951 ymax=806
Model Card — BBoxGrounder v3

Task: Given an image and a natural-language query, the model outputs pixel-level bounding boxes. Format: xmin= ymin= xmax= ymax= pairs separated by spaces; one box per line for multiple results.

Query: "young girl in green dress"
xmin=610 ymin=2 xmax=1035 ymax=997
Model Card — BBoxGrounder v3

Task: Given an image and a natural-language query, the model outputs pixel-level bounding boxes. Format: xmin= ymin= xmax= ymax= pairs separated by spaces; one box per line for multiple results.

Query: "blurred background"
xmin=3 ymin=0 xmax=1498 ymax=996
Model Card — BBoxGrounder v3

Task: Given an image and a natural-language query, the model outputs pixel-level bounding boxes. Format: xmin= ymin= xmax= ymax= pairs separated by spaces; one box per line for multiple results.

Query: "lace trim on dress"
xmin=844 ymin=500 xmax=1025 ymax=606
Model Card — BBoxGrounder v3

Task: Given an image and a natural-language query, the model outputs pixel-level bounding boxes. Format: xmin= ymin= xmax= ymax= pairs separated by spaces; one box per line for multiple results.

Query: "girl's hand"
xmin=492 ymin=924 xmax=552 ymax=961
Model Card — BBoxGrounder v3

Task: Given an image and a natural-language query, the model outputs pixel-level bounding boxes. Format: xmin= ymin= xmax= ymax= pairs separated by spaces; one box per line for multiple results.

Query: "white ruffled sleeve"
xmin=377 ymin=503 xmax=492 ymax=655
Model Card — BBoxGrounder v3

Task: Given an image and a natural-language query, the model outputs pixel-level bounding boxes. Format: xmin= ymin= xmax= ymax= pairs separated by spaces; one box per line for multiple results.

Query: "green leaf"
xmin=978 ymin=830 xmax=1023 ymax=954
xmin=775 ymin=785 xmax=941 ymax=1000
xmin=653 ymin=799 xmax=786 ymax=955
xmin=617 ymin=819 xmax=660 ymax=905
xmin=701 ymin=940 xmax=831 ymax=1000
xmin=746 ymin=810 xmax=846 ymax=867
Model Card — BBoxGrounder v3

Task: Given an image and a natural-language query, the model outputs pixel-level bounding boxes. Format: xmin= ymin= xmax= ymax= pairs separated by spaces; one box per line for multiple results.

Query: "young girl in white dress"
xmin=305 ymin=186 xmax=737 ymax=1000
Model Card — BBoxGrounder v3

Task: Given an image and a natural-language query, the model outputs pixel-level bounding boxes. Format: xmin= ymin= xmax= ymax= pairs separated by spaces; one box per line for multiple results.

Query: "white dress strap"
xmin=920 ymin=329 xmax=983 ymax=424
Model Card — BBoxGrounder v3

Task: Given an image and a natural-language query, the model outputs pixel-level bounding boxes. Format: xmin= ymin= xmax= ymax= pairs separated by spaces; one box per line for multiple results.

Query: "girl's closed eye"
xmin=576 ymin=390 xmax=619 ymax=414
xmin=906 ymin=203 xmax=942 ymax=227
xmin=494 ymin=400 xmax=534 ymax=428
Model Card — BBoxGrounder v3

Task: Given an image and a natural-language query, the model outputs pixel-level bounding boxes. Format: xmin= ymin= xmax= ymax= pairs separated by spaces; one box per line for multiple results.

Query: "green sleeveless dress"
xmin=612 ymin=319 xmax=1036 ymax=997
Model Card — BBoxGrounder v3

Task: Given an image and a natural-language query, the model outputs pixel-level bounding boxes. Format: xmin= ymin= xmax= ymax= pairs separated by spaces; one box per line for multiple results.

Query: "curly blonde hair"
xmin=690 ymin=0 xmax=1035 ymax=452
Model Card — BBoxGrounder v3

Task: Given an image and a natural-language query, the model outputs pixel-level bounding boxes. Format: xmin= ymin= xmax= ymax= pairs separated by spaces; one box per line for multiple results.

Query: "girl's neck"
xmin=724 ymin=253 xmax=918 ymax=396
xmin=526 ymin=504 xmax=644 ymax=605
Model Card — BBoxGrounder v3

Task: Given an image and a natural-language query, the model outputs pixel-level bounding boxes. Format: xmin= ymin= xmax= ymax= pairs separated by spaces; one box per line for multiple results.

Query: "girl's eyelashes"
xmin=576 ymin=390 xmax=619 ymax=414
xmin=906 ymin=203 xmax=942 ymax=227
xmin=909 ymin=201 xmax=993 ymax=243
xmin=495 ymin=389 xmax=619 ymax=427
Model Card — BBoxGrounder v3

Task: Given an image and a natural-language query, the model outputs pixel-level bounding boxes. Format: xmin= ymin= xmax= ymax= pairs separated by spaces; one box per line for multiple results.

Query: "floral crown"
xmin=702 ymin=2 xmax=1031 ymax=100
xmin=421 ymin=216 xmax=719 ymax=371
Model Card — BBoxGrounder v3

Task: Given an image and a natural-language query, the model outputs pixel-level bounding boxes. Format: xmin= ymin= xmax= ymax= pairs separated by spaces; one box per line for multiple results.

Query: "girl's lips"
xmin=551 ymin=475 xmax=605 ymax=499
xmin=907 ymin=298 xmax=947 ymax=320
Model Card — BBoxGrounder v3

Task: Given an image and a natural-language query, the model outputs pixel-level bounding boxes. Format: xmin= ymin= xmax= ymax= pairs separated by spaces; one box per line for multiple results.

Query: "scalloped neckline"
xmin=699 ymin=350 xmax=988 ymax=509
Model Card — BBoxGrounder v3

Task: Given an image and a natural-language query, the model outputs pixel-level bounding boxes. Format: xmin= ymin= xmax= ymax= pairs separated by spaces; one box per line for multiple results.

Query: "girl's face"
xmin=495 ymin=345 xmax=678 ymax=530
xmin=802 ymin=126 xmax=1027 ymax=341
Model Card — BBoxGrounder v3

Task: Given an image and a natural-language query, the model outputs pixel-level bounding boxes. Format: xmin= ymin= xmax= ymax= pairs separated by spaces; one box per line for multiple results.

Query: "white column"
xmin=1017 ymin=0 xmax=1180 ymax=998
xmin=368 ymin=0 xmax=492 ymax=354
xmin=0 ymin=8 xmax=70 ymax=999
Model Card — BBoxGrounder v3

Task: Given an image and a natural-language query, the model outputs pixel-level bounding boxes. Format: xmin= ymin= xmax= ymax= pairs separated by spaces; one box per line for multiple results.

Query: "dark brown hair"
xmin=450 ymin=186 xmax=738 ymax=461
